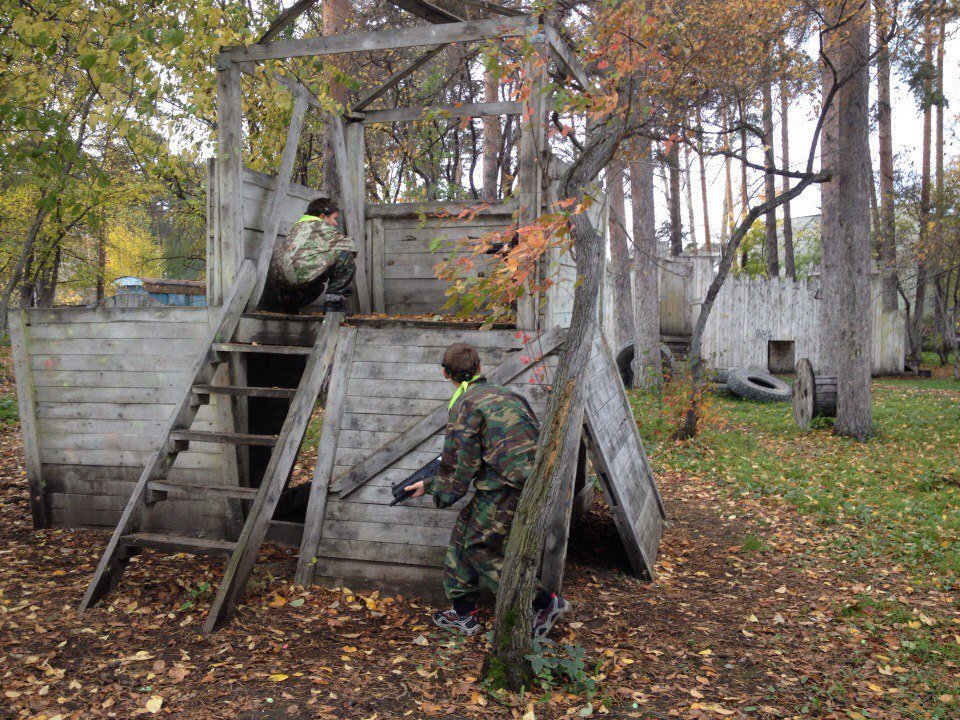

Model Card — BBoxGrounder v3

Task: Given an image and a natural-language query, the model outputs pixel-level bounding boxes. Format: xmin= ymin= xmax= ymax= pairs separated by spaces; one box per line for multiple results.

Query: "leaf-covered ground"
xmin=0 ymin=354 xmax=957 ymax=719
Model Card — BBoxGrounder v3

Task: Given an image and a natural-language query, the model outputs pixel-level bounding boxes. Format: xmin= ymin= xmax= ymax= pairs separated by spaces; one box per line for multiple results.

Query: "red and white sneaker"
xmin=532 ymin=594 xmax=572 ymax=639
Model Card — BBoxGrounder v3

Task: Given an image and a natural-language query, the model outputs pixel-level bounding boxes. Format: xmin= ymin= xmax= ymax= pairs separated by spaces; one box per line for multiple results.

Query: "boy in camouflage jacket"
xmin=407 ymin=342 xmax=571 ymax=637
xmin=262 ymin=197 xmax=357 ymax=312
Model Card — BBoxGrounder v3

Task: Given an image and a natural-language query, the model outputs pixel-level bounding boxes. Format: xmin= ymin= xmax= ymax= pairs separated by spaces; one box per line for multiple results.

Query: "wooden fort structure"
xmin=8 ymin=1 xmax=664 ymax=632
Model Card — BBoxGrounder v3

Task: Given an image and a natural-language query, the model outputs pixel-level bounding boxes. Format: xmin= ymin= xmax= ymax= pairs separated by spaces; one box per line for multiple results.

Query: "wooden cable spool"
xmin=792 ymin=358 xmax=838 ymax=429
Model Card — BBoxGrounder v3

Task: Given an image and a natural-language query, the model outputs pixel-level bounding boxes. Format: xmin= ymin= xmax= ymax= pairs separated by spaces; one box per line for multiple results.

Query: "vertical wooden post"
xmin=329 ymin=115 xmax=371 ymax=313
xmin=249 ymin=87 xmax=309 ymax=308
xmin=216 ymin=60 xmax=244 ymax=301
xmin=205 ymin=158 xmax=220 ymax=305
xmin=8 ymin=309 xmax=47 ymax=528
xmin=295 ymin=326 xmax=357 ymax=587
xmin=516 ymin=24 xmax=549 ymax=331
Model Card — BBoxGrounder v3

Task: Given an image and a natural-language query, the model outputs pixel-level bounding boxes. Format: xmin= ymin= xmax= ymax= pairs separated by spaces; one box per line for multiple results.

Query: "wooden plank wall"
xmin=367 ymin=206 xmax=513 ymax=315
xmin=312 ymin=326 xmax=558 ymax=591
xmin=699 ymin=274 xmax=905 ymax=374
xmin=17 ymin=307 xmax=234 ymax=535
xmin=582 ymin=335 xmax=664 ymax=578
xmin=600 ymin=253 xmax=905 ymax=374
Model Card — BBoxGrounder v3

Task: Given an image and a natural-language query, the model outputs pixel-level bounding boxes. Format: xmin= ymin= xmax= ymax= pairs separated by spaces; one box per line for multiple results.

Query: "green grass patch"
xmin=631 ymin=376 xmax=959 ymax=718
xmin=0 ymin=395 xmax=18 ymax=428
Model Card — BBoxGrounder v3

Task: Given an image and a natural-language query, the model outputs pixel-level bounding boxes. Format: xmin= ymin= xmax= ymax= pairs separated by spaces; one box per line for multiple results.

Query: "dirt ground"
xmin=2 ymin=416 xmax=955 ymax=720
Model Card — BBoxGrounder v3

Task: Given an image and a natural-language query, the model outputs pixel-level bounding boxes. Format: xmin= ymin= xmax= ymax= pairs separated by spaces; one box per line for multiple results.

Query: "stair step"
xmin=121 ymin=533 xmax=236 ymax=556
xmin=193 ymin=384 xmax=297 ymax=399
xmin=169 ymin=430 xmax=279 ymax=447
xmin=148 ymin=480 xmax=259 ymax=500
xmin=212 ymin=342 xmax=313 ymax=356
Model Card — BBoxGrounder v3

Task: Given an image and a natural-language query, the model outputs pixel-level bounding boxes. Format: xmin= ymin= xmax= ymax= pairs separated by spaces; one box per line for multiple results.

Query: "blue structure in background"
xmin=113 ymin=277 xmax=207 ymax=306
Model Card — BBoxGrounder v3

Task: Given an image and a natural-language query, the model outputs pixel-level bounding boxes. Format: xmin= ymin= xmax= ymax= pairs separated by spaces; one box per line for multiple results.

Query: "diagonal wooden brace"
xmin=332 ymin=325 xmax=568 ymax=498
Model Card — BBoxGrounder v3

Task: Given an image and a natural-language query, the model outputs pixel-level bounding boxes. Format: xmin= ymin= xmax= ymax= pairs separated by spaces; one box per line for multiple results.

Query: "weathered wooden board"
xmin=582 ymin=334 xmax=664 ymax=579
xmin=16 ymin=306 xmax=230 ymax=533
xmin=305 ymin=325 xmax=560 ymax=590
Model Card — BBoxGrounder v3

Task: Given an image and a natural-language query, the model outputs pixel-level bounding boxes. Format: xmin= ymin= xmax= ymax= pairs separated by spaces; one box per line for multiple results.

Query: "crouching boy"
xmin=262 ymin=197 xmax=357 ymax=313
xmin=406 ymin=342 xmax=570 ymax=637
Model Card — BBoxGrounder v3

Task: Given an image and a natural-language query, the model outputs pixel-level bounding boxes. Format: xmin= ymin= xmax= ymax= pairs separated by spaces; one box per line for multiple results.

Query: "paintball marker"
xmin=391 ymin=456 xmax=441 ymax=506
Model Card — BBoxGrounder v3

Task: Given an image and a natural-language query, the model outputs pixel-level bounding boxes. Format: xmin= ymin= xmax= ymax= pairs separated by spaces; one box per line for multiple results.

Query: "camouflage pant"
xmin=263 ymin=250 xmax=356 ymax=312
xmin=443 ymin=486 xmax=521 ymax=602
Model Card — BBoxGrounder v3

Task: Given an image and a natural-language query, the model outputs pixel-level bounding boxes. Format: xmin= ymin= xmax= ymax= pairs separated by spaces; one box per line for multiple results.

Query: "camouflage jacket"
xmin=425 ymin=377 xmax=539 ymax=509
xmin=271 ymin=215 xmax=357 ymax=288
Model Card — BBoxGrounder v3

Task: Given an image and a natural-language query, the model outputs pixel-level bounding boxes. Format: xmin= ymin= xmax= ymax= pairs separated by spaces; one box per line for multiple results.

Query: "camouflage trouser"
xmin=443 ymin=486 xmax=521 ymax=602
xmin=263 ymin=250 xmax=356 ymax=312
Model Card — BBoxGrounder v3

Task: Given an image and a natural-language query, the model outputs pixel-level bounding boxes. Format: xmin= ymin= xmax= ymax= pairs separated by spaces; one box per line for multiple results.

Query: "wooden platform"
xmin=11 ymin=306 xmax=663 ymax=597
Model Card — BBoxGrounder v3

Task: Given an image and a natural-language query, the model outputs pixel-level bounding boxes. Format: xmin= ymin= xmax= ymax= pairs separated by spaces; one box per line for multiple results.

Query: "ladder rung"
xmin=169 ymin=430 xmax=279 ymax=446
xmin=121 ymin=533 xmax=236 ymax=556
xmin=193 ymin=384 xmax=296 ymax=399
xmin=212 ymin=342 xmax=313 ymax=356
xmin=148 ymin=480 xmax=259 ymax=500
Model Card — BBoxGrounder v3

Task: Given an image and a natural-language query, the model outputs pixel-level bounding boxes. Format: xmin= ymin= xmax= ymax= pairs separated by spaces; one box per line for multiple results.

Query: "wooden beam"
xmin=515 ymin=28 xmax=549 ymax=331
xmin=219 ymin=15 xmax=537 ymax=63
xmin=216 ymin=65 xmax=245 ymax=296
xmin=332 ymin=325 xmax=567 ymax=498
xmin=353 ymin=44 xmax=449 ymax=112
xmin=294 ymin=326 xmax=357 ymax=586
xmin=388 ymin=0 xmax=464 ymax=23
xmin=249 ymin=87 xmax=309 ymax=308
xmin=258 ymin=0 xmax=321 ymax=43
xmin=543 ymin=24 xmax=592 ymax=92
xmin=8 ymin=309 xmax=47 ymax=528
xmin=361 ymin=100 xmax=522 ymax=125
xmin=328 ymin=116 xmax=372 ymax=313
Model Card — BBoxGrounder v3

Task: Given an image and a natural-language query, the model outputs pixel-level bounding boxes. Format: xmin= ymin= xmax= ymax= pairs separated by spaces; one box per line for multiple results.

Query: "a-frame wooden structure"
xmin=10 ymin=0 xmax=664 ymax=633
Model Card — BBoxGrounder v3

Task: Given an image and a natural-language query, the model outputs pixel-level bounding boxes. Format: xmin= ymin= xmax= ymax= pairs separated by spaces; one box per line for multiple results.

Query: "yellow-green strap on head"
xmin=298 ymin=214 xmax=323 ymax=223
xmin=449 ymin=375 xmax=481 ymax=410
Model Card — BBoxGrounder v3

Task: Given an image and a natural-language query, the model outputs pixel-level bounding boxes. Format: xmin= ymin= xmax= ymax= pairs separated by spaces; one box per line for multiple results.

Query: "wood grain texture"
xmin=8 ymin=309 xmax=47 ymax=527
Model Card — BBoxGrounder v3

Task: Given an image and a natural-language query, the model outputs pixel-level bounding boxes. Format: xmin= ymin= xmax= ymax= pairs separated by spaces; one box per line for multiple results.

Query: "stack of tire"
xmin=713 ymin=368 xmax=792 ymax=403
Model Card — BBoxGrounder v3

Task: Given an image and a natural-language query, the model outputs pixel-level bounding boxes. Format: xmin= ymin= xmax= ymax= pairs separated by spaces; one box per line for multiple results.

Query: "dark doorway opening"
xmin=768 ymin=340 xmax=796 ymax=374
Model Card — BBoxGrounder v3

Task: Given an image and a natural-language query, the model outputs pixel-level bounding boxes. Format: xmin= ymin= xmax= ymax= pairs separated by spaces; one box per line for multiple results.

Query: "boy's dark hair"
xmin=442 ymin=343 xmax=481 ymax=382
xmin=306 ymin=197 xmax=339 ymax=217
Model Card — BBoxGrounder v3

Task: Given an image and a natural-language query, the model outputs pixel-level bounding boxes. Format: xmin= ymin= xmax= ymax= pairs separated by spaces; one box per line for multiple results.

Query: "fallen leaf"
xmin=145 ymin=696 xmax=163 ymax=713
xmin=268 ymin=674 xmax=289 ymax=682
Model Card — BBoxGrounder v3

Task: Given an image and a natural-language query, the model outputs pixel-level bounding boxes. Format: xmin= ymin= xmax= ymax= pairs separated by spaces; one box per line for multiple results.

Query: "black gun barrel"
xmin=390 ymin=456 xmax=442 ymax=505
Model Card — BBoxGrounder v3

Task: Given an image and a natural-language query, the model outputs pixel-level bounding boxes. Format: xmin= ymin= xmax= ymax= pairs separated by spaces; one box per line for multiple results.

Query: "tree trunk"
xmin=96 ymin=224 xmax=107 ymax=304
xmin=821 ymin=0 xmax=873 ymax=440
xmin=911 ymin=9 xmax=934 ymax=365
xmin=780 ymin=76 xmax=796 ymax=279
xmin=35 ymin=244 xmax=61 ymax=307
xmin=762 ymin=74 xmax=779 ymax=277
xmin=679 ymin=174 xmax=825 ymax=438
xmin=739 ymin=101 xmax=750 ymax=268
xmin=482 ymin=67 xmax=501 ymax=201
xmin=630 ymin=142 xmax=662 ymax=389
xmin=322 ymin=0 xmax=350 ymax=198
xmin=489 ymin=124 xmax=621 ymax=690
xmin=683 ymin=142 xmax=697 ymax=250
xmin=667 ymin=141 xmax=682 ymax=255
xmin=607 ymin=159 xmax=634 ymax=352
xmin=696 ymin=110 xmax=711 ymax=251
xmin=0 ymin=202 xmax=50 ymax=336
xmin=722 ymin=109 xmax=733 ymax=244
xmin=875 ymin=0 xmax=897 ymax=311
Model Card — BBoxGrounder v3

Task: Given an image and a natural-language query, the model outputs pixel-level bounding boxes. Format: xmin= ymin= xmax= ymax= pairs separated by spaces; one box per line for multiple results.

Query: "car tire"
xmin=725 ymin=368 xmax=792 ymax=403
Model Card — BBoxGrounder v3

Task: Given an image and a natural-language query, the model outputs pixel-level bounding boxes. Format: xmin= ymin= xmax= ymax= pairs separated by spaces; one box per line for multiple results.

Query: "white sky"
xmin=649 ymin=29 xmax=959 ymax=246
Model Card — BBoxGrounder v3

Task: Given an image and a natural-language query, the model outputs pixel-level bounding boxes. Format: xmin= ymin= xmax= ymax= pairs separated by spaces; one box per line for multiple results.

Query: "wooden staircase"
xmin=78 ymin=259 xmax=343 ymax=632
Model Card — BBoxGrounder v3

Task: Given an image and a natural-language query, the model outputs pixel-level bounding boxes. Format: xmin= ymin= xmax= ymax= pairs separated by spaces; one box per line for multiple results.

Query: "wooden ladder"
xmin=78 ymin=259 xmax=343 ymax=632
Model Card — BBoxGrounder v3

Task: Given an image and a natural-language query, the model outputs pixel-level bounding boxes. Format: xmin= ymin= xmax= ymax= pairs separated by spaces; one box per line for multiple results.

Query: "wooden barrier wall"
xmin=9 ymin=307 xmax=236 ymax=535
xmin=308 ymin=325 xmax=558 ymax=592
